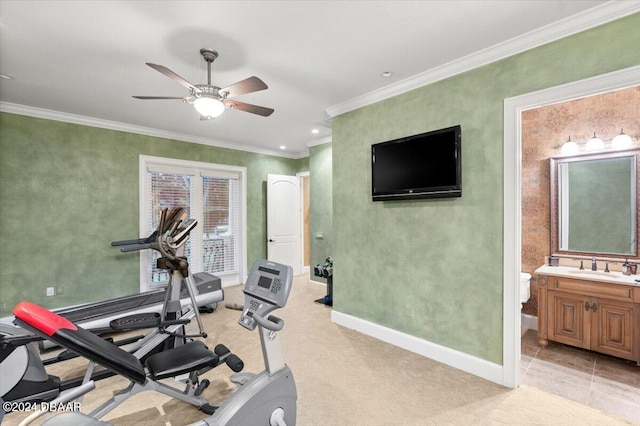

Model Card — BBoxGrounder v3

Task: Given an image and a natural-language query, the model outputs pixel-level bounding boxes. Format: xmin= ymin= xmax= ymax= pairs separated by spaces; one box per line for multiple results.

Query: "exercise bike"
xmin=193 ymin=259 xmax=297 ymax=426
xmin=11 ymin=260 xmax=297 ymax=426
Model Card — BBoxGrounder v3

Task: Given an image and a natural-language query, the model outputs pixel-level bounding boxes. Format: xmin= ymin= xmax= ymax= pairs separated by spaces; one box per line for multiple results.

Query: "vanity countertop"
xmin=535 ymin=265 xmax=640 ymax=287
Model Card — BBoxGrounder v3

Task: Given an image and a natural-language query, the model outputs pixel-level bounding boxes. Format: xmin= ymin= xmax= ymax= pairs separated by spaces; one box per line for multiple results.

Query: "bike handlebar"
xmin=111 ymin=207 xmax=195 ymax=258
xmin=253 ymin=314 xmax=284 ymax=332
xmin=119 ymin=243 xmax=154 ymax=253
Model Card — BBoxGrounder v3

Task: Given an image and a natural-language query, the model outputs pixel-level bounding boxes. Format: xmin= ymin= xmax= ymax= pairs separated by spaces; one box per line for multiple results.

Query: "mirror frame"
xmin=549 ymin=147 xmax=640 ymax=260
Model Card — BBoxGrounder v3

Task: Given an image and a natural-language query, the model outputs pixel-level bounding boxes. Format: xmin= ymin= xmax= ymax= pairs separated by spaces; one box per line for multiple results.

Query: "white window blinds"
xmin=140 ymin=156 xmax=246 ymax=291
xmin=202 ymin=176 xmax=241 ymax=276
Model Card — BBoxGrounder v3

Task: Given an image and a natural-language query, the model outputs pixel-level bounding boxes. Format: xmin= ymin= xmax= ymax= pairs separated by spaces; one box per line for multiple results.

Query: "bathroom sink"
xmin=568 ymin=269 xmax=620 ymax=278
xmin=534 ymin=265 xmax=638 ymax=286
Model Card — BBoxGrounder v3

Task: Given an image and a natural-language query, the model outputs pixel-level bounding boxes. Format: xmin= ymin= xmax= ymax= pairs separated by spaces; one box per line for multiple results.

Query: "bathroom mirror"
xmin=550 ymin=148 xmax=639 ymax=258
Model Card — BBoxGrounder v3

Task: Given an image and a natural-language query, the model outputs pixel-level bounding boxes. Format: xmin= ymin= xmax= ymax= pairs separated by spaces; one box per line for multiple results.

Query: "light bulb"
xmin=612 ymin=129 xmax=632 ymax=149
xmin=561 ymin=136 xmax=578 ymax=155
xmin=585 ymin=132 xmax=603 ymax=151
xmin=194 ymin=96 xmax=225 ymax=118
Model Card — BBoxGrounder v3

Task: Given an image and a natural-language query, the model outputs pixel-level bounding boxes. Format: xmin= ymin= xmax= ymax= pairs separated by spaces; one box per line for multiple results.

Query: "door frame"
xmin=297 ymin=171 xmax=310 ymax=274
xmin=502 ymin=65 xmax=640 ymax=388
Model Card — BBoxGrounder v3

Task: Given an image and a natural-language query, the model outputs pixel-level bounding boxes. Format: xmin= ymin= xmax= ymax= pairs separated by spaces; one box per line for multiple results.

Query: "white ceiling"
xmin=0 ymin=1 xmax=633 ymax=157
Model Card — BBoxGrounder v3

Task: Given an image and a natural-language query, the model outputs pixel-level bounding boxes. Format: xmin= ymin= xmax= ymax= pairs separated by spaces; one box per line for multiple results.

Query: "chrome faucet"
xmin=592 ymin=258 xmax=597 ymax=271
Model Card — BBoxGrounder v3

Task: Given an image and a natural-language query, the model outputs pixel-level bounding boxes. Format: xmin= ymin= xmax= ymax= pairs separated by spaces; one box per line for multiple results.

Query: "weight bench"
xmin=13 ymin=301 xmax=241 ymax=420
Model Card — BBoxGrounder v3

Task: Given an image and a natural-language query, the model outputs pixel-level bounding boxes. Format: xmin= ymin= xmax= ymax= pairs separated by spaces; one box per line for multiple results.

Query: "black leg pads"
xmin=145 ymin=341 xmax=218 ymax=380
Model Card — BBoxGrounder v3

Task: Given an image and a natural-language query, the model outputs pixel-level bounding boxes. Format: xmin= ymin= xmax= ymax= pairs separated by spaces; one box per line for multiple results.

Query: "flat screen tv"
xmin=371 ymin=125 xmax=461 ymax=201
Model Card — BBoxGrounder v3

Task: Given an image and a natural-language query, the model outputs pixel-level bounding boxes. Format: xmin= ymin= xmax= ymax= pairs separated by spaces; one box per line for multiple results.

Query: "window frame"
xmin=139 ymin=155 xmax=247 ymax=291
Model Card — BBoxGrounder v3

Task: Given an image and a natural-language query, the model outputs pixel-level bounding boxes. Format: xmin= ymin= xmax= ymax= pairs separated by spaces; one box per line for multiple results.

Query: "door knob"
xmin=268 ymin=239 xmax=275 ymax=243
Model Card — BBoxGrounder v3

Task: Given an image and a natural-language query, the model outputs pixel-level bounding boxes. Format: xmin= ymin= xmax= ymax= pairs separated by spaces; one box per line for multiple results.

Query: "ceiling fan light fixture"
xmin=134 ymin=49 xmax=272 ymax=119
xmin=194 ymin=96 xmax=225 ymax=118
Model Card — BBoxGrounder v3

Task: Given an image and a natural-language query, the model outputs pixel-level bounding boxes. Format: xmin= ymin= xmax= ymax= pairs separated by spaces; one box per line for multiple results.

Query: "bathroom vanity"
xmin=536 ymin=265 xmax=640 ymax=364
xmin=536 ymin=147 xmax=640 ymax=365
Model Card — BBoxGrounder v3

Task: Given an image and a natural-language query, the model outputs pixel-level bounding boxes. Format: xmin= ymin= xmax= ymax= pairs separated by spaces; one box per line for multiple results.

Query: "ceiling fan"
xmin=133 ymin=48 xmax=274 ymax=119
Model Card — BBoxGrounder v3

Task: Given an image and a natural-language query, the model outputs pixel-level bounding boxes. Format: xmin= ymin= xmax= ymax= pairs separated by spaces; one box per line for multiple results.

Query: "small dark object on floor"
xmin=225 ymin=302 xmax=244 ymax=311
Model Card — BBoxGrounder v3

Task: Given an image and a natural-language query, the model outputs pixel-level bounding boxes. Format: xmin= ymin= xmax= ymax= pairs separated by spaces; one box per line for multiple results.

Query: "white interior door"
xmin=267 ymin=174 xmax=301 ymax=275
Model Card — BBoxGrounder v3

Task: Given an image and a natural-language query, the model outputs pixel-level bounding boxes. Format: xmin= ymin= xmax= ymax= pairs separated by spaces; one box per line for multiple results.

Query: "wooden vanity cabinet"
xmin=538 ymin=275 xmax=640 ymax=364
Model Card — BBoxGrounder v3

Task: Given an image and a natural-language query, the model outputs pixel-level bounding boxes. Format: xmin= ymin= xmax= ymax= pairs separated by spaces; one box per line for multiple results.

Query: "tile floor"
xmin=521 ymin=329 xmax=640 ymax=424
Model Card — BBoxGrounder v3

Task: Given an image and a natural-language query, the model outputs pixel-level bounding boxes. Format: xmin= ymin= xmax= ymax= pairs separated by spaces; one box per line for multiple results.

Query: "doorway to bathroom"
xmin=503 ymin=65 xmax=640 ymax=420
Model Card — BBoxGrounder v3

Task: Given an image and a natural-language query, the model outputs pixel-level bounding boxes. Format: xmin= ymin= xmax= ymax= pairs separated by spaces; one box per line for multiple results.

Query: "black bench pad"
xmin=13 ymin=301 xmax=146 ymax=384
xmin=146 ymin=341 xmax=218 ymax=380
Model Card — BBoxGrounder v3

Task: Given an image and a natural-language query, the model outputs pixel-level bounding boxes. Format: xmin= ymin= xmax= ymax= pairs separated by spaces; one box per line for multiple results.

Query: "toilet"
xmin=520 ymin=272 xmax=531 ymax=305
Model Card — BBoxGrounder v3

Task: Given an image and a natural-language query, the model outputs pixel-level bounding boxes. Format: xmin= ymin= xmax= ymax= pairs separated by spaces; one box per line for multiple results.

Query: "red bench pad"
xmin=14 ymin=301 xmax=77 ymax=336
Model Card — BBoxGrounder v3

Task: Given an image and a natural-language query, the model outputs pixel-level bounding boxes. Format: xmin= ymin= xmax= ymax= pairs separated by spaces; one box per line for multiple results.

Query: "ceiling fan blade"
xmin=146 ymin=63 xmax=201 ymax=94
xmin=224 ymin=99 xmax=274 ymax=117
xmin=132 ymin=96 xmax=187 ymax=100
xmin=220 ymin=76 xmax=268 ymax=98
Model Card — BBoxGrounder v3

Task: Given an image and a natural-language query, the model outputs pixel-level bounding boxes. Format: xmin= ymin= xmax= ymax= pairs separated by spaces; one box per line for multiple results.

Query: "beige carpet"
xmin=5 ymin=274 xmax=636 ymax=425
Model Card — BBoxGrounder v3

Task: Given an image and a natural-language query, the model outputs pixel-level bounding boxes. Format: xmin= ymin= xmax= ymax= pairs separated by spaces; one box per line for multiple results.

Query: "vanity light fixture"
xmin=612 ymin=128 xmax=633 ymax=149
xmin=585 ymin=132 xmax=604 ymax=151
xmin=560 ymin=136 xmax=579 ymax=155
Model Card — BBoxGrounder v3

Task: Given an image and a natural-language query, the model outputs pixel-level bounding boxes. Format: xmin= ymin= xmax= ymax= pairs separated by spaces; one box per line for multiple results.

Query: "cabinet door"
xmin=548 ymin=291 xmax=590 ymax=349
xmin=591 ymin=299 xmax=637 ymax=361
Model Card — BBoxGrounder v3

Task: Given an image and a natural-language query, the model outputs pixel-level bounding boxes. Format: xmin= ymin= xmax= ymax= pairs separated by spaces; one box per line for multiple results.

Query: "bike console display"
xmin=239 ymin=260 xmax=293 ymax=331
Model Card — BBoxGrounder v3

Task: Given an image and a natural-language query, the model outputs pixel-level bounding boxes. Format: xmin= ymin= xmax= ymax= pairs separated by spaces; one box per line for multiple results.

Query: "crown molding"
xmin=325 ymin=1 xmax=640 ymax=118
xmin=0 ymin=102 xmax=308 ymax=160
xmin=305 ymin=135 xmax=332 ymax=148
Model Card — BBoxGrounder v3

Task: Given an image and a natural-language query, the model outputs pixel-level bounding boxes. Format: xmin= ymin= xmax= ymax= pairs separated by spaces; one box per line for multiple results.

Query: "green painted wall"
xmin=332 ymin=14 xmax=640 ymax=364
xmin=0 ymin=113 xmax=305 ymax=316
xmin=309 ymin=143 xmax=333 ymax=274
xmin=295 ymin=156 xmax=309 ymax=175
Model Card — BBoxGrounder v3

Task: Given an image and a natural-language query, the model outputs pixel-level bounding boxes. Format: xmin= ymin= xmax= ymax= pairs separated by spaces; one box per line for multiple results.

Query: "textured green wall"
xmin=0 ymin=113 xmax=305 ymax=316
xmin=309 ymin=143 xmax=333 ymax=274
xmin=332 ymin=14 xmax=640 ymax=364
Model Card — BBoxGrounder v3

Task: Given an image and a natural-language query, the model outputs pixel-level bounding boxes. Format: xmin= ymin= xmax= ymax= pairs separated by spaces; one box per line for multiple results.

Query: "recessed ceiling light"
xmin=0 ymin=74 xmax=15 ymax=80
xmin=380 ymin=71 xmax=393 ymax=78
xmin=311 ymin=128 xmax=319 ymax=134
xmin=279 ymin=145 xmax=286 ymax=150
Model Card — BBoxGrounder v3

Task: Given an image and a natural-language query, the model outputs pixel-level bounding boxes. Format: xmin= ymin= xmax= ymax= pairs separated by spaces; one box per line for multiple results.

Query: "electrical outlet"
xmin=46 ymin=287 xmax=55 ymax=296
xmin=404 ymin=304 xmax=412 ymax=318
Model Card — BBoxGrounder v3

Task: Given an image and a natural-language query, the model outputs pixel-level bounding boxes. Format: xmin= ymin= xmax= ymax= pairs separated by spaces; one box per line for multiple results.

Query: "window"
xmin=139 ymin=156 xmax=246 ymax=291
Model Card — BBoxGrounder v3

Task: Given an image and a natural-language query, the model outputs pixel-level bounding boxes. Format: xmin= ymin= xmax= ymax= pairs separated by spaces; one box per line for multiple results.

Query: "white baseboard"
xmin=331 ymin=310 xmax=503 ymax=385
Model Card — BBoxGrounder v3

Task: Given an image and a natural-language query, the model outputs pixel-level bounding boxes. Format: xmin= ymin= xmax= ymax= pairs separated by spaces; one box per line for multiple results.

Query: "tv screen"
xmin=371 ymin=125 xmax=461 ymax=201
